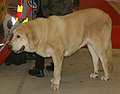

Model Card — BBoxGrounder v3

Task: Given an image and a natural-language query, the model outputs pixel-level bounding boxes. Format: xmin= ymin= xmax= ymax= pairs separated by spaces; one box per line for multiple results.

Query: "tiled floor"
xmin=0 ymin=49 xmax=120 ymax=94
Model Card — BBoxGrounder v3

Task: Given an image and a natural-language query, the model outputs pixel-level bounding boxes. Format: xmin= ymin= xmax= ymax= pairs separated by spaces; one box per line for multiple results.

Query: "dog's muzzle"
xmin=8 ymin=44 xmax=25 ymax=53
xmin=16 ymin=45 xmax=25 ymax=53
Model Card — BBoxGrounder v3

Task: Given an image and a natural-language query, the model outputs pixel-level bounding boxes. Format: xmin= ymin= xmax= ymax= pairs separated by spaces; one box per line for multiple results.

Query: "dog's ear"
xmin=26 ymin=30 xmax=38 ymax=49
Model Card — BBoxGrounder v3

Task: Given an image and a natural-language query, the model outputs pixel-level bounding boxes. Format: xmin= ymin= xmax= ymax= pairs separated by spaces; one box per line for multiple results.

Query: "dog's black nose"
xmin=8 ymin=44 xmax=12 ymax=50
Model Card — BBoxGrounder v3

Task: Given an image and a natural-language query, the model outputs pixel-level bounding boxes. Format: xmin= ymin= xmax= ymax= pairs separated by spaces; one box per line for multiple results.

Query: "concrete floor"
xmin=0 ymin=48 xmax=120 ymax=94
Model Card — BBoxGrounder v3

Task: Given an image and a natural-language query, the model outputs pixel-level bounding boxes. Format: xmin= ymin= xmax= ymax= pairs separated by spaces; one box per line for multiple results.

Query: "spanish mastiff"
xmin=9 ymin=8 xmax=113 ymax=90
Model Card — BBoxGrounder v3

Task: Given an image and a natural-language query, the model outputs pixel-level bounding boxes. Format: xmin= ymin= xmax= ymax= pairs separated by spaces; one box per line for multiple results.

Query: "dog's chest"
xmin=36 ymin=47 xmax=51 ymax=57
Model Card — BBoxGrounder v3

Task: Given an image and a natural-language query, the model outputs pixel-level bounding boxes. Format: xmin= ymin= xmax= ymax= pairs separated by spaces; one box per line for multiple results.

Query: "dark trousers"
xmin=35 ymin=53 xmax=44 ymax=70
xmin=34 ymin=0 xmax=45 ymax=71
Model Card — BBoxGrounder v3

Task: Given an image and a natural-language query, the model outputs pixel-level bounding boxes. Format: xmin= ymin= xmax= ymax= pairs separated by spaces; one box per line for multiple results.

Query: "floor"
xmin=0 ymin=49 xmax=120 ymax=94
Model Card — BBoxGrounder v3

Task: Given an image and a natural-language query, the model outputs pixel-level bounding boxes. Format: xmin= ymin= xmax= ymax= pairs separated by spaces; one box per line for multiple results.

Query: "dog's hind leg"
xmin=90 ymin=41 xmax=112 ymax=81
xmin=87 ymin=43 xmax=99 ymax=79
xmin=106 ymin=41 xmax=113 ymax=74
xmin=100 ymin=41 xmax=113 ymax=81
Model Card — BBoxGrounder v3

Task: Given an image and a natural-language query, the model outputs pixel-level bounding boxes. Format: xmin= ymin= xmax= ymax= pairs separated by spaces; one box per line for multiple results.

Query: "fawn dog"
xmin=9 ymin=8 xmax=113 ymax=90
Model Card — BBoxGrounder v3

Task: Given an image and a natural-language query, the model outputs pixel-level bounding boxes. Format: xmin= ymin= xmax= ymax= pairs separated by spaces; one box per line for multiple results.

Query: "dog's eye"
xmin=17 ymin=35 xmax=20 ymax=38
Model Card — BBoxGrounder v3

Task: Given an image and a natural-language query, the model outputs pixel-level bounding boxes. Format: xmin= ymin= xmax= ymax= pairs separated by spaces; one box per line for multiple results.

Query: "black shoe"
xmin=46 ymin=63 xmax=54 ymax=71
xmin=28 ymin=67 xmax=44 ymax=77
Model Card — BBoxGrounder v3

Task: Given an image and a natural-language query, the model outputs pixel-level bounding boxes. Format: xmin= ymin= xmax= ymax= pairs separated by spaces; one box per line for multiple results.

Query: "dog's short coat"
xmin=9 ymin=8 xmax=113 ymax=90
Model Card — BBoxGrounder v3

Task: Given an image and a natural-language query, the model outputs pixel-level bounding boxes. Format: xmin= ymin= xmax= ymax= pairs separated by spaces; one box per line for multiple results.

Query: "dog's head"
xmin=8 ymin=23 xmax=38 ymax=53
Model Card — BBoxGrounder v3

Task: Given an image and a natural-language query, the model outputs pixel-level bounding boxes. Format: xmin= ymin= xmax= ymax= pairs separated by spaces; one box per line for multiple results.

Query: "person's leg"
xmin=35 ymin=53 xmax=44 ymax=70
xmin=28 ymin=53 xmax=45 ymax=77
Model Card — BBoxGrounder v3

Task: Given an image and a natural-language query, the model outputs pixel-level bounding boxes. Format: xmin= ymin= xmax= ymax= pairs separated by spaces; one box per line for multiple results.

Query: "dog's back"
xmin=53 ymin=8 xmax=112 ymax=56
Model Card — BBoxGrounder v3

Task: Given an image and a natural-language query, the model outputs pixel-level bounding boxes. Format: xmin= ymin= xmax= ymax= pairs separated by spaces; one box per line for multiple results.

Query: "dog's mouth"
xmin=16 ymin=45 xmax=25 ymax=53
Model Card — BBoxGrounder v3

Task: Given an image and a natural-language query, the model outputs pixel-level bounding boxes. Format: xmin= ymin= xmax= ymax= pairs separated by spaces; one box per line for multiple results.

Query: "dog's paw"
xmin=101 ymin=76 xmax=109 ymax=81
xmin=90 ymin=73 xmax=99 ymax=79
xmin=51 ymin=83 xmax=59 ymax=90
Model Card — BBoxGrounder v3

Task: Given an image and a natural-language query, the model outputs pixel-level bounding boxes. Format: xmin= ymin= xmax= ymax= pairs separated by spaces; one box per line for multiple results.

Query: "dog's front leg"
xmin=51 ymin=51 xmax=64 ymax=90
